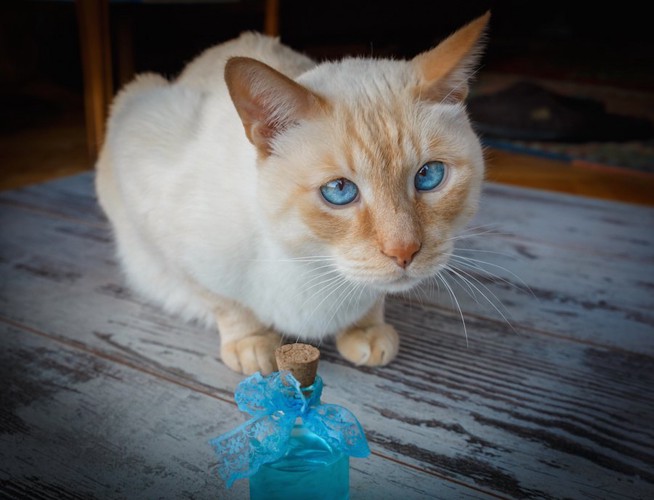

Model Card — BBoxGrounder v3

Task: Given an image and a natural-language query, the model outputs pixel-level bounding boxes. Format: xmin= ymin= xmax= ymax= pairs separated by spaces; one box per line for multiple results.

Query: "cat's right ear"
xmin=412 ymin=11 xmax=490 ymax=104
xmin=225 ymin=57 xmax=323 ymax=156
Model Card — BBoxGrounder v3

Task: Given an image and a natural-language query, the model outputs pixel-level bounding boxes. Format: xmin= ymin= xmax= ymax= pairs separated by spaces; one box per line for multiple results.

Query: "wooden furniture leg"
xmin=76 ymin=0 xmax=113 ymax=162
xmin=264 ymin=0 xmax=279 ymax=36
xmin=76 ymin=0 xmax=277 ymax=162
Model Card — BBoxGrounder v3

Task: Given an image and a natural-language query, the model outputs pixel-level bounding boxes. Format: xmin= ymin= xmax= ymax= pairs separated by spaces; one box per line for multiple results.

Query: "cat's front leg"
xmin=336 ymin=298 xmax=399 ymax=367
xmin=214 ymin=298 xmax=282 ymax=375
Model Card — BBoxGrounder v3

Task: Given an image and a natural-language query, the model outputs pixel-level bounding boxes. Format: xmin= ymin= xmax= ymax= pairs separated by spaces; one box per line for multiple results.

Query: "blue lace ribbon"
xmin=209 ymin=371 xmax=370 ymax=487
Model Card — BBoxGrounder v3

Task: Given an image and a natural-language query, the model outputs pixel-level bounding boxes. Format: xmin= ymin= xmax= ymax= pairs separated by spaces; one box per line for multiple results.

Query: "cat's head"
xmin=226 ymin=12 xmax=489 ymax=293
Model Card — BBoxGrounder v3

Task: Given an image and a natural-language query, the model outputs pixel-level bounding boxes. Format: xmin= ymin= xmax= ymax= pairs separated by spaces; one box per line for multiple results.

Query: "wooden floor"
xmin=1 ymin=82 xmax=653 ymax=206
xmin=1 ymin=171 xmax=652 ymax=498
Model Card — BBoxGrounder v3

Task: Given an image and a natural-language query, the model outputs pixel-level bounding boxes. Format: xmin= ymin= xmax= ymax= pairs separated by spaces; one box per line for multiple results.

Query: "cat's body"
xmin=96 ymin=13 xmax=489 ymax=374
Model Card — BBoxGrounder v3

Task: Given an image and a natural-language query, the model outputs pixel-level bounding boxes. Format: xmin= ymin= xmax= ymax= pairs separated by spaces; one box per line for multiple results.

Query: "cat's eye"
xmin=415 ymin=161 xmax=446 ymax=192
xmin=320 ymin=178 xmax=359 ymax=206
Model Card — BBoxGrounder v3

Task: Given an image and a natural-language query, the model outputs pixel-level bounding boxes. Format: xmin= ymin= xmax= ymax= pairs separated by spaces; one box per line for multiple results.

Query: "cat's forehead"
xmin=328 ymin=92 xmax=467 ymax=181
xmin=301 ymin=58 xmax=416 ymax=102
xmin=335 ymin=101 xmax=418 ymax=178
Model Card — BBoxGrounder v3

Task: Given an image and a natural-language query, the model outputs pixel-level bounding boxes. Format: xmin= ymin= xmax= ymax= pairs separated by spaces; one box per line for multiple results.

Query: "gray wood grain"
xmin=1 ymin=322 xmax=491 ymax=499
xmin=0 ymin=322 xmax=249 ymax=499
xmin=322 ymin=306 xmax=654 ymax=499
xmin=427 ymin=231 xmax=654 ymax=351
xmin=2 ymin=173 xmax=654 ymax=499
xmin=477 ymin=184 xmax=654 ymax=259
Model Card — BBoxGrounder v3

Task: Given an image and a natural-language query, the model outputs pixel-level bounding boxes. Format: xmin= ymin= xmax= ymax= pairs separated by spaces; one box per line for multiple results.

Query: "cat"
xmin=95 ymin=12 xmax=490 ymax=375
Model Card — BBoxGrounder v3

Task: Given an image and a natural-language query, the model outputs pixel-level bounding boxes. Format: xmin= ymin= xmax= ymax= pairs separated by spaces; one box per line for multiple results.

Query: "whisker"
xmin=355 ymin=279 xmax=369 ymax=306
xmin=450 ymin=253 xmax=534 ymax=297
xmin=297 ymin=262 xmax=340 ymax=282
xmin=449 ymin=226 xmax=498 ymax=238
xmin=298 ymin=275 xmax=350 ymax=338
xmin=436 ymin=271 xmax=468 ymax=347
xmin=453 ymin=247 xmax=517 ymax=259
xmin=449 ymin=255 xmax=516 ymax=290
xmin=325 ymin=279 xmax=361 ymax=334
xmin=411 ymin=279 xmax=429 ymax=307
xmin=443 ymin=264 xmax=477 ymax=298
xmin=294 ymin=272 xmax=343 ymax=306
xmin=454 ymin=247 xmax=513 ymax=257
xmin=430 ymin=273 xmax=441 ymax=296
xmin=446 ymin=224 xmax=515 ymax=242
xmin=445 ymin=263 xmax=518 ymax=335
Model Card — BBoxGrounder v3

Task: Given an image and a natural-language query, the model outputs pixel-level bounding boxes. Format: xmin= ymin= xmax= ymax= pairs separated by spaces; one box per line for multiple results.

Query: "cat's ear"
xmin=225 ymin=57 xmax=323 ymax=156
xmin=412 ymin=11 xmax=490 ymax=104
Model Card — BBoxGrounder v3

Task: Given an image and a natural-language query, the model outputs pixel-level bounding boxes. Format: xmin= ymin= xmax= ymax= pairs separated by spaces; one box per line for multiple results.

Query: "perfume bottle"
xmin=209 ymin=344 xmax=370 ymax=498
xmin=250 ymin=344 xmax=349 ymax=500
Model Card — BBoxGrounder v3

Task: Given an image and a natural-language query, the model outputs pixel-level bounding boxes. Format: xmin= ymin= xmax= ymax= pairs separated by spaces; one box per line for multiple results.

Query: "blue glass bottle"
xmin=249 ymin=377 xmax=350 ymax=500
xmin=209 ymin=344 xmax=369 ymax=495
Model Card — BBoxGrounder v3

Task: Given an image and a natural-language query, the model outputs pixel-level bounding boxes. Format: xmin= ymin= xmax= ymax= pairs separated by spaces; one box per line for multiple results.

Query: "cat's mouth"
xmin=382 ymin=252 xmax=451 ymax=293
xmin=341 ymin=251 xmax=451 ymax=293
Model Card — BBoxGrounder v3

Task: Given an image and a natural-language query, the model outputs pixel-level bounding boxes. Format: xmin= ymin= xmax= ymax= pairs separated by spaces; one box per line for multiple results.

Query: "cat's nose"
xmin=382 ymin=241 xmax=421 ymax=269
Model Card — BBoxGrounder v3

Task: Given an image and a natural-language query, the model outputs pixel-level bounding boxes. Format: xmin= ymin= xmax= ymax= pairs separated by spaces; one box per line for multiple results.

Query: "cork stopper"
xmin=275 ymin=343 xmax=320 ymax=388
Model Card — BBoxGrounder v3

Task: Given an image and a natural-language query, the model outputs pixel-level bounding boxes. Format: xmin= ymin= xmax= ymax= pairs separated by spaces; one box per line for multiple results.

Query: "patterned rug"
xmin=469 ymin=76 xmax=654 ymax=174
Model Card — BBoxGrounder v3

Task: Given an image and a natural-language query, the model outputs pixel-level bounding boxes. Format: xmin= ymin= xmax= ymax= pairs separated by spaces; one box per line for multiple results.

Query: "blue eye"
xmin=320 ymin=178 xmax=359 ymax=206
xmin=415 ymin=161 xmax=446 ymax=192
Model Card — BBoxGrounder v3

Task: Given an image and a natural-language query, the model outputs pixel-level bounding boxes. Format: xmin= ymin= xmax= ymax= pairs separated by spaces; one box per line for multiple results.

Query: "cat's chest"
xmin=244 ymin=259 xmax=379 ymax=338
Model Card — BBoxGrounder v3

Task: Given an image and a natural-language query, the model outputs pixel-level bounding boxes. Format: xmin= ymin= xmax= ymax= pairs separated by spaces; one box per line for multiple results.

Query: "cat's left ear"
xmin=225 ymin=57 xmax=324 ymax=156
xmin=412 ymin=11 xmax=490 ymax=104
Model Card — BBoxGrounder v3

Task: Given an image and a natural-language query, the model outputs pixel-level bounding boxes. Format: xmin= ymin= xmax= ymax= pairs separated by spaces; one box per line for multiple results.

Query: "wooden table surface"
xmin=1 ymin=173 xmax=653 ymax=499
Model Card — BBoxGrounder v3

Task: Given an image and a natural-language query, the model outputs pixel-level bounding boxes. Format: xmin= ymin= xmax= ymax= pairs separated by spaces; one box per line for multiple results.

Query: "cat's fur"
xmin=96 ymin=12 xmax=490 ymax=374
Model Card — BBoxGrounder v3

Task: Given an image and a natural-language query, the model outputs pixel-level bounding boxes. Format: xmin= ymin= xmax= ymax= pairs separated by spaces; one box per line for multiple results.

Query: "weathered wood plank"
xmin=1 ymin=192 xmax=653 ymax=498
xmin=476 ymin=183 xmax=654 ymax=260
xmin=423 ymin=232 xmax=654 ymax=349
xmin=1 ymin=323 xmax=490 ymax=500
xmin=0 ymin=322 xmax=248 ymax=499
xmin=318 ymin=304 xmax=654 ymax=500
xmin=0 ymin=173 xmax=102 ymax=226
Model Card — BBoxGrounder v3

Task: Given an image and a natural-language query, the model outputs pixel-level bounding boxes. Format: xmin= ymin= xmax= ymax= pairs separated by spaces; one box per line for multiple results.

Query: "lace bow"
xmin=209 ymin=371 xmax=370 ymax=487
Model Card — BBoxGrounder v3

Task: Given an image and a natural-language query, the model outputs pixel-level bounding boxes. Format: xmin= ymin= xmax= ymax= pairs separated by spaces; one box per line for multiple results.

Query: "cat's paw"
xmin=221 ymin=332 xmax=282 ymax=375
xmin=336 ymin=323 xmax=399 ymax=367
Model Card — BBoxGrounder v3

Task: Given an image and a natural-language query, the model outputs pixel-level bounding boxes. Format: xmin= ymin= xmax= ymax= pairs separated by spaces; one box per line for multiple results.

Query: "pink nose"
xmin=382 ymin=241 xmax=421 ymax=269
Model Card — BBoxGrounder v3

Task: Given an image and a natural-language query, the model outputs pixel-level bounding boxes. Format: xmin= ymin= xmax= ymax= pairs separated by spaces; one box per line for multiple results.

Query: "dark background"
xmin=2 ymin=0 xmax=652 ymax=95
xmin=1 ymin=0 xmax=653 ymax=190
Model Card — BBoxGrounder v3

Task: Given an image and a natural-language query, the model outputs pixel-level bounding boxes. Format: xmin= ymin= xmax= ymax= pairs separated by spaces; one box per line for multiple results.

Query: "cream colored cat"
xmin=95 ymin=12 xmax=489 ymax=374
